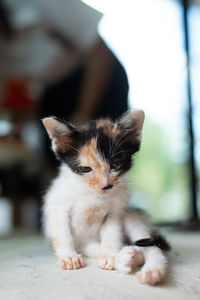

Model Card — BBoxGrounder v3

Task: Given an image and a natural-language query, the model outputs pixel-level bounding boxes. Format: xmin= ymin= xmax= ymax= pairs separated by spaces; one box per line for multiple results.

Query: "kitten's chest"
xmin=71 ymin=200 xmax=109 ymax=229
xmin=84 ymin=205 xmax=107 ymax=226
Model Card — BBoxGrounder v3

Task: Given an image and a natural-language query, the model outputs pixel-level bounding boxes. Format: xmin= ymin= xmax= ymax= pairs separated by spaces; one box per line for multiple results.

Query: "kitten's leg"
xmin=115 ymin=211 xmax=150 ymax=274
xmin=124 ymin=211 xmax=168 ymax=284
xmin=115 ymin=245 xmax=144 ymax=274
xmin=99 ymin=215 xmax=123 ymax=271
xmin=45 ymin=206 xmax=85 ymax=270
xmin=136 ymin=246 xmax=168 ymax=285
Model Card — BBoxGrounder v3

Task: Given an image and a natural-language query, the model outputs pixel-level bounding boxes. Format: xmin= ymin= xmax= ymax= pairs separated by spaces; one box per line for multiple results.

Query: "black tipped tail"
xmin=134 ymin=234 xmax=171 ymax=251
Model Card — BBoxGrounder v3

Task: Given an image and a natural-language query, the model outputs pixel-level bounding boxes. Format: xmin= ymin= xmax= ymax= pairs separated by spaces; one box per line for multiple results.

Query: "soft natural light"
xmin=84 ymin=0 xmax=186 ymax=158
xmin=83 ymin=0 xmax=192 ymax=222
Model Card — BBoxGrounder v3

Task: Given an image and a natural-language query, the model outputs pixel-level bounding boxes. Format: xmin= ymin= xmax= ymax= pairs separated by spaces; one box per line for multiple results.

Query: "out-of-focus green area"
xmin=129 ymin=119 xmax=190 ymax=223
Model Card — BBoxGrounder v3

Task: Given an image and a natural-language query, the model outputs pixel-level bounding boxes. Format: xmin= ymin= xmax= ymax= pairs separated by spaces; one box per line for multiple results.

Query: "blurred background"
xmin=0 ymin=0 xmax=199 ymax=236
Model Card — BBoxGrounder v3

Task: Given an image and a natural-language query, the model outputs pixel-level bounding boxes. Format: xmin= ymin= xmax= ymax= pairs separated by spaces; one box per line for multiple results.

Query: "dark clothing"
xmin=40 ymin=56 xmax=129 ymax=166
xmin=41 ymin=57 xmax=128 ymax=121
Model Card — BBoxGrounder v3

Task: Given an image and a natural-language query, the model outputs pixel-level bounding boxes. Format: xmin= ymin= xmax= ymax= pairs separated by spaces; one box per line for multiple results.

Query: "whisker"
xmin=118 ymin=177 xmax=130 ymax=183
xmin=111 ymin=149 xmax=132 ymax=160
xmin=110 ymin=134 xmax=128 ymax=158
xmin=57 ymin=141 xmax=81 ymax=154
xmin=111 ymin=134 xmax=125 ymax=153
xmin=109 ymin=126 xmax=118 ymax=159
xmin=117 ymin=181 xmax=131 ymax=188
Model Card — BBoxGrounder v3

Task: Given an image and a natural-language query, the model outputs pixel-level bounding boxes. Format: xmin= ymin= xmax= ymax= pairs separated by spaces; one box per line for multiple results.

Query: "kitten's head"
xmin=42 ymin=110 xmax=145 ymax=194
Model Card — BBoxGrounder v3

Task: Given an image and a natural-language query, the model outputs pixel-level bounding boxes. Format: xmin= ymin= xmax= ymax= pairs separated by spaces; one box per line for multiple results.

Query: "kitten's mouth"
xmin=99 ymin=190 xmax=111 ymax=195
xmin=100 ymin=190 xmax=109 ymax=194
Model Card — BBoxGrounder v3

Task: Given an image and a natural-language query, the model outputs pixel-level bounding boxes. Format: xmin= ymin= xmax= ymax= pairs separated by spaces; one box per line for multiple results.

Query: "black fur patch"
xmin=134 ymin=235 xmax=171 ymax=251
xmin=55 ymin=118 xmax=141 ymax=175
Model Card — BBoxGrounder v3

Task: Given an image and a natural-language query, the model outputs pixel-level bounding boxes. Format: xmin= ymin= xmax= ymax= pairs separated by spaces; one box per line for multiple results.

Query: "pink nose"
xmin=102 ymin=184 xmax=113 ymax=191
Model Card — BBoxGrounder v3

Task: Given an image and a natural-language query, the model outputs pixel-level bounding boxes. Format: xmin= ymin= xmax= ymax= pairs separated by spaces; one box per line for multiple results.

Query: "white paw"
xmin=115 ymin=246 xmax=144 ymax=274
xmin=58 ymin=254 xmax=85 ymax=270
xmin=99 ymin=254 xmax=115 ymax=271
xmin=137 ymin=266 xmax=167 ymax=285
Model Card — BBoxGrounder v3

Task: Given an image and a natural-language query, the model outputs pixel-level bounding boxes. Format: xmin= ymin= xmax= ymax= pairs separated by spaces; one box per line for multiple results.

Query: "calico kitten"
xmin=42 ymin=110 xmax=169 ymax=285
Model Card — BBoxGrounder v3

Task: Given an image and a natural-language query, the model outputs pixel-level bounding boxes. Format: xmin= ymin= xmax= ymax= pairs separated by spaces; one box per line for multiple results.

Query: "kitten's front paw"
xmin=137 ymin=267 xmax=166 ymax=285
xmin=99 ymin=254 xmax=115 ymax=271
xmin=115 ymin=246 xmax=144 ymax=274
xmin=58 ymin=254 xmax=85 ymax=270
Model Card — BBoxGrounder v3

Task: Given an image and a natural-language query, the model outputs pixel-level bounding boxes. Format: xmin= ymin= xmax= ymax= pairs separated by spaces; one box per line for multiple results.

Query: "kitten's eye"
xmin=73 ymin=166 xmax=92 ymax=175
xmin=79 ymin=166 xmax=92 ymax=173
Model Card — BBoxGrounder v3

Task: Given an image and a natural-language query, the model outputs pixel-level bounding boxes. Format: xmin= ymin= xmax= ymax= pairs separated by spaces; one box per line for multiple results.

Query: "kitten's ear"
xmin=118 ymin=110 xmax=145 ymax=149
xmin=42 ymin=117 xmax=78 ymax=153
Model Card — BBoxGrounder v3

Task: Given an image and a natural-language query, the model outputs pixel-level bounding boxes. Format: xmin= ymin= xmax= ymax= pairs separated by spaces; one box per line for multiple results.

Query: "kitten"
xmin=42 ymin=110 xmax=169 ymax=285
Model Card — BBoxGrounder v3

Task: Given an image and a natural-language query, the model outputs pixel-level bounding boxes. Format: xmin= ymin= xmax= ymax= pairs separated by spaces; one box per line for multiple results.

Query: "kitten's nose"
xmin=102 ymin=184 xmax=113 ymax=191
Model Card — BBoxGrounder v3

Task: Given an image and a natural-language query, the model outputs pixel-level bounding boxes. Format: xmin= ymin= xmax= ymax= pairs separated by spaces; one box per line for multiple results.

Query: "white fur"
xmin=43 ymin=164 xmax=128 ymax=257
xmin=43 ymin=163 xmax=168 ymax=284
xmin=115 ymin=245 xmax=145 ymax=274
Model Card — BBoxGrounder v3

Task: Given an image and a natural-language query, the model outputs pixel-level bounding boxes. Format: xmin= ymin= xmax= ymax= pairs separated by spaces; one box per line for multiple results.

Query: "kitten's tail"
xmin=134 ymin=234 xmax=171 ymax=251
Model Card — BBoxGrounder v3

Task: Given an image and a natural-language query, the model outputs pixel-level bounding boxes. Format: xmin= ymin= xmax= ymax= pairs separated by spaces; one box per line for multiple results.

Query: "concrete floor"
xmin=0 ymin=232 xmax=200 ymax=300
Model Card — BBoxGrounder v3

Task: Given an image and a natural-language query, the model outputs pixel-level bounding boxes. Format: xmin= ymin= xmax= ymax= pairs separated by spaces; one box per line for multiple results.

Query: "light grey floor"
xmin=0 ymin=232 xmax=200 ymax=300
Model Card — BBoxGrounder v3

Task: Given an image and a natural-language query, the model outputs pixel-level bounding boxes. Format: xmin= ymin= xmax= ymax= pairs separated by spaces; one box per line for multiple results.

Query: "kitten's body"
xmin=42 ymin=111 xmax=169 ymax=285
xmin=43 ymin=164 xmax=129 ymax=253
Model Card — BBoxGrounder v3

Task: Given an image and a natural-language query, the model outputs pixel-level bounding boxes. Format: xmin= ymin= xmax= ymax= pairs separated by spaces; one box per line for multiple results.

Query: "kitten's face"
xmin=42 ymin=111 xmax=145 ymax=194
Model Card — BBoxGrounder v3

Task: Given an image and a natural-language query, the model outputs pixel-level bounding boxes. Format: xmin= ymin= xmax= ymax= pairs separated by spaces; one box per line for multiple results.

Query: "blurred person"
xmin=0 ymin=0 xmax=128 ymax=120
xmin=0 ymin=0 xmax=129 ymax=165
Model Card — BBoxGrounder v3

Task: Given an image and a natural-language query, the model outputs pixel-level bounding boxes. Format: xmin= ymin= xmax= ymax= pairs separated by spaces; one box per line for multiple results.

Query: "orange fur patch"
xmin=80 ymin=138 xmax=101 ymax=169
xmin=112 ymin=175 xmax=119 ymax=184
xmin=137 ymin=269 xmax=165 ymax=285
xmin=79 ymin=138 xmax=117 ymax=190
xmin=85 ymin=206 xmax=103 ymax=226
xmin=79 ymin=136 xmax=119 ymax=190
xmin=87 ymin=176 xmax=101 ymax=189
xmin=96 ymin=119 xmax=119 ymax=138
xmin=99 ymin=254 xmax=116 ymax=270
xmin=52 ymin=237 xmax=59 ymax=251
xmin=79 ymin=139 xmax=108 ymax=189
